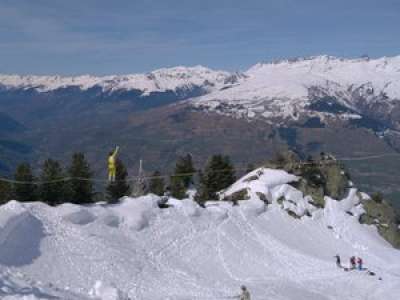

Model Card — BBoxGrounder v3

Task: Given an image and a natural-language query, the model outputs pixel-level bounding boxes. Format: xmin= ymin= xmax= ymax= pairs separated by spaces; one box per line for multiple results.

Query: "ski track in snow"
xmin=0 ymin=168 xmax=399 ymax=299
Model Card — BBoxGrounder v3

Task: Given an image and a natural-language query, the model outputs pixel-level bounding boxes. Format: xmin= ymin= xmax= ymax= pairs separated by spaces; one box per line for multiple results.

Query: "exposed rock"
xmin=222 ymin=188 xmax=250 ymax=203
xmin=359 ymin=199 xmax=400 ymax=249
xmin=277 ymin=196 xmax=285 ymax=205
xmin=266 ymin=150 xmax=301 ymax=173
xmin=243 ymin=175 xmax=260 ymax=182
xmin=286 ymin=209 xmax=301 ymax=219
xmin=287 ymin=155 xmax=349 ymax=207
xmin=290 ymin=179 xmax=325 ymax=207
xmin=256 ymin=192 xmax=269 ymax=203
xmin=321 ymin=162 xmax=349 ymax=199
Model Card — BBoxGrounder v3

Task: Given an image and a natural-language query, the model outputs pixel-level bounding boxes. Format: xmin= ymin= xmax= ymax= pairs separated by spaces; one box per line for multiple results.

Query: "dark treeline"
xmin=0 ymin=152 xmax=237 ymax=206
xmin=149 ymin=153 xmax=236 ymax=206
xmin=0 ymin=152 xmax=130 ymax=206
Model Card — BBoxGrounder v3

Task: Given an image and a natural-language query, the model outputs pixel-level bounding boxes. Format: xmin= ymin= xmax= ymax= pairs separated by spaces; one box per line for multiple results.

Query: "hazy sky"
xmin=1 ymin=0 xmax=399 ymax=75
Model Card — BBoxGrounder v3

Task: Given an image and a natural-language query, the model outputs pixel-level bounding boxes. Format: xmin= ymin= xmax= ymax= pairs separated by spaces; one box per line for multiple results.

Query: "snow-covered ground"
xmin=0 ymin=168 xmax=399 ymax=299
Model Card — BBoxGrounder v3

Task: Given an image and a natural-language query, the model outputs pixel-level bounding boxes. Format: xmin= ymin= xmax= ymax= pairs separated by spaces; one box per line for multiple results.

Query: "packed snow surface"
xmin=0 ymin=168 xmax=399 ymax=299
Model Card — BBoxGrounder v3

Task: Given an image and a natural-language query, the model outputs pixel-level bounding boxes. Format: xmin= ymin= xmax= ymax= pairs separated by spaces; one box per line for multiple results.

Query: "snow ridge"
xmin=0 ymin=66 xmax=233 ymax=95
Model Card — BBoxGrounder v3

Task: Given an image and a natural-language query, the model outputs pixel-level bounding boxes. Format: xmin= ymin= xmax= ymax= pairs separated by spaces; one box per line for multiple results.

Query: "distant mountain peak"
xmin=191 ymin=54 xmax=400 ymax=126
xmin=0 ymin=65 xmax=233 ymax=94
xmin=249 ymin=54 xmax=399 ymax=68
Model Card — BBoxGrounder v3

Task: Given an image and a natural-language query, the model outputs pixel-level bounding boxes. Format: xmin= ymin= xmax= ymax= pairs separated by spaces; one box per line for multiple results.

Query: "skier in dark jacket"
xmin=357 ymin=257 xmax=363 ymax=270
xmin=350 ymin=256 xmax=356 ymax=269
xmin=334 ymin=254 xmax=341 ymax=268
xmin=238 ymin=286 xmax=250 ymax=300
xmin=158 ymin=187 xmax=171 ymax=208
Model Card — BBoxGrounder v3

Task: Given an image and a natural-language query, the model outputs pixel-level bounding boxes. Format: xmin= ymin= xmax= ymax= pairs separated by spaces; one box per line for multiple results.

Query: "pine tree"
xmin=148 ymin=170 xmax=165 ymax=196
xmin=39 ymin=159 xmax=67 ymax=206
xmin=169 ymin=154 xmax=196 ymax=199
xmin=0 ymin=181 xmax=12 ymax=205
xmin=219 ymin=155 xmax=236 ymax=188
xmin=174 ymin=154 xmax=196 ymax=188
xmin=14 ymin=162 xmax=37 ymax=202
xmin=170 ymin=175 xmax=186 ymax=199
xmin=195 ymin=154 xmax=236 ymax=202
xmin=194 ymin=170 xmax=207 ymax=206
xmin=68 ymin=152 xmax=94 ymax=204
xmin=106 ymin=159 xmax=130 ymax=203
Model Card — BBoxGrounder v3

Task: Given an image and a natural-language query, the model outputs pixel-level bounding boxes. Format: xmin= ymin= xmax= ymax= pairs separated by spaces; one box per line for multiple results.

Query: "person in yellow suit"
xmin=108 ymin=146 xmax=119 ymax=182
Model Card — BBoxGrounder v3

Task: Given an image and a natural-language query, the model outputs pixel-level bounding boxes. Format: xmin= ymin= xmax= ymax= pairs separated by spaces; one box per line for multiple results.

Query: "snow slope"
xmin=0 ymin=168 xmax=399 ymax=299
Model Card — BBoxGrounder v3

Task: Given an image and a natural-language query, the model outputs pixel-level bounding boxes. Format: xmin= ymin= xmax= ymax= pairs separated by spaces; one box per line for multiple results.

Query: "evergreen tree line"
xmin=0 ymin=153 xmax=129 ymax=206
xmin=0 ymin=152 xmax=238 ymax=206
xmin=148 ymin=154 xmax=237 ymax=206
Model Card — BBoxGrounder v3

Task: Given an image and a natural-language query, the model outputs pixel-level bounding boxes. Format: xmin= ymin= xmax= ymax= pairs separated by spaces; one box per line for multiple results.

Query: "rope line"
xmin=0 ymin=167 xmax=250 ymax=185
xmin=338 ymin=153 xmax=400 ymax=161
xmin=1 ymin=152 xmax=399 ymax=185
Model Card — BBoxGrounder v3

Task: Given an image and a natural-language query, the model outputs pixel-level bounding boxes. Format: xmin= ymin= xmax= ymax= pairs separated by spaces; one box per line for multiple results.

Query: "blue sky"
xmin=0 ymin=0 xmax=399 ymax=75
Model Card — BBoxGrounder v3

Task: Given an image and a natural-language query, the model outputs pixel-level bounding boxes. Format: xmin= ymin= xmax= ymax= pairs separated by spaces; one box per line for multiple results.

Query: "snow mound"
xmin=272 ymin=184 xmax=317 ymax=217
xmin=111 ymin=195 xmax=159 ymax=231
xmin=62 ymin=208 xmax=97 ymax=225
xmin=0 ymin=269 xmax=90 ymax=300
xmin=0 ymin=203 xmax=45 ymax=267
xmin=222 ymin=168 xmax=318 ymax=217
xmin=100 ymin=214 xmax=120 ymax=228
xmin=222 ymin=167 xmax=298 ymax=201
xmin=89 ymin=281 xmax=127 ymax=300
xmin=167 ymin=198 xmax=202 ymax=217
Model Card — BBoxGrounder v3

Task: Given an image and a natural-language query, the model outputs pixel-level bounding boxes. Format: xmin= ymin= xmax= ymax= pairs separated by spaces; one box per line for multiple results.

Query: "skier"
xmin=238 ymin=285 xmax=251 ymax=300
xmin=357 ymin=257 xmax=363 ymax=270
xmin=350 ymin=256 xmax=356 ymax=269
xmin=108 ymin=146 xmax=119 ymax=182
xmin=158 ymin=187 xmax=171 ymax=209
xmin=334 ymin=254 xmax=341 ymax=268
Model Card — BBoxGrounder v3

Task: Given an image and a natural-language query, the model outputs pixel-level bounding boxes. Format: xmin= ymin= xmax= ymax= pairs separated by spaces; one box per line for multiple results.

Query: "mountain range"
xmin=1 ymin=55 xmax=400 ymax=206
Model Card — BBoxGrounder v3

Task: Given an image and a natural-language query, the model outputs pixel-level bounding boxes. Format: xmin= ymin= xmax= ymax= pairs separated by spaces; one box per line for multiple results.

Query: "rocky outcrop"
xmin=268 ymin=151 xmax=350 ymax=207
xmin=222 ymin=188 xmax=250 ymax=204
xmin=359 ymin=197 xmax=400 ymax=249
xmin=220 ymin=157 xmax=400 ymax=248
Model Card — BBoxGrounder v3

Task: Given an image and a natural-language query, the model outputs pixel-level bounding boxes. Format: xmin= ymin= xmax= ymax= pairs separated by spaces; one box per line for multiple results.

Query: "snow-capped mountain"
xmin=193 ymin=55 xmax=400 ymax=127
xmin=0 ymin=65 xmax=235 ymax=95
xmin=2 ymin=55 xmax=400 ymax=129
